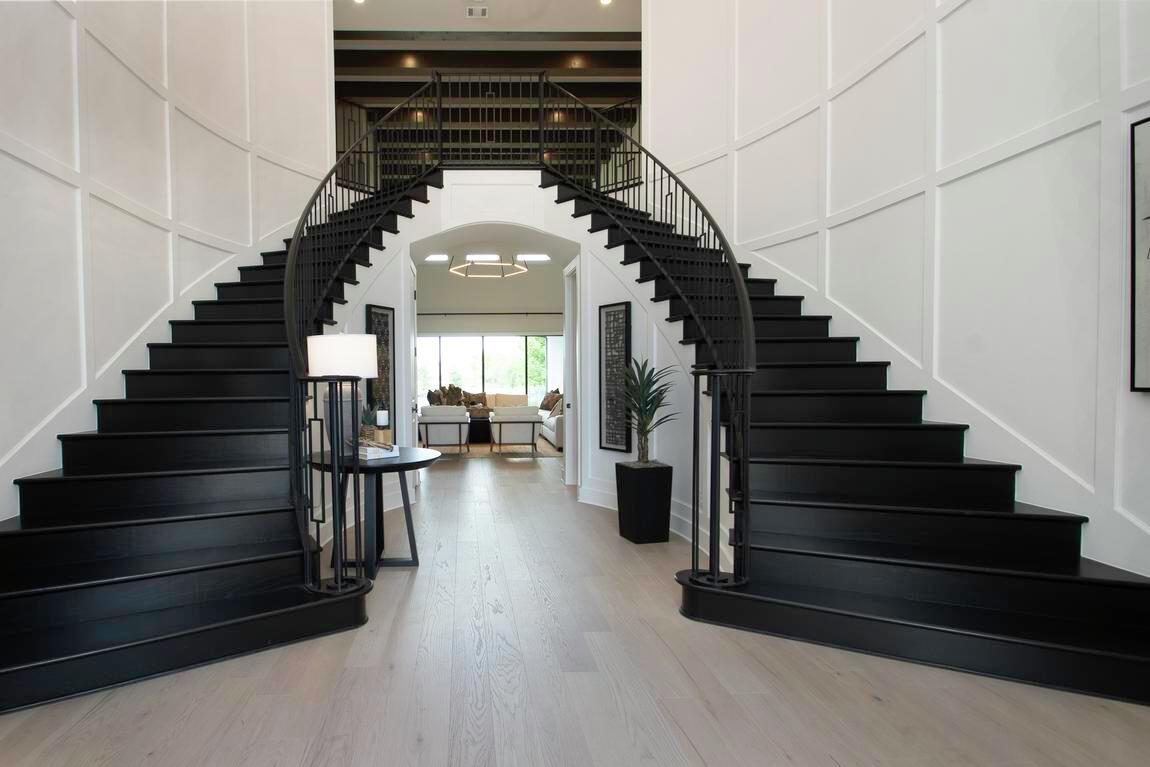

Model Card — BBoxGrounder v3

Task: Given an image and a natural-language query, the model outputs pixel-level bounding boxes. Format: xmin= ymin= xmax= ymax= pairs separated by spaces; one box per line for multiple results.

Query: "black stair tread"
xmin=656 ymin=293 xmax=803 ymax=303
xmin=743 ymin=490 xmax=1086 ymax=522
xmin=58 ymin=427 xmax=287 ymax=440
xmin=750 ymin=533 xmax=1147 ymax=586
xmin=147 ymin=342 xmax=288 ymax=348
xmin=95 ymin=396 xmax=289 ymax=404
xmin=122 ymin=368 xmax=289 ymax=374
xmin=752 ymin=361 xmax=889 ymax=369
xmin=747 ymin=388 xmax=925 ymax=396
xmin=0 ymin=585 xmax=335 ymax=674
xmin=646 ymin=275 xmax=775 ymax=285
xmin=686 ymin=335 xmax=854 ymax=349
xmin=193 ymin=298 xmax=283 ymax=305
xmin=16 ymin=463 xmax=286 ymax=484
xmin=748 ymin=420 xmax=967 ymax=430
xmin=0 ymin=540 xmax=300 ymax=599
xmin=669 ymin=313 xmax=826 ymax=322
xmin=742 ymin=455 xmax=1021 ymax=470
xmin=214 ymin=279 xmax=282 ymax=287
xmin=702 ymin=578 xmax=1150 ymax=662
xmin=0 ymin=497 xmax=294 ymax=534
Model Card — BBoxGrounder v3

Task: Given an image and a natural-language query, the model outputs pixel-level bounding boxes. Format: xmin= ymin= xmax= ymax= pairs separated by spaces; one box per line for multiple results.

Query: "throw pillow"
xmin=427 ymin=389 xmax=441 ymax=405
xmin=549 ymin=396 xmax=564 ymax=417
xmin=539 ymin=392 xmax=559 ymax=412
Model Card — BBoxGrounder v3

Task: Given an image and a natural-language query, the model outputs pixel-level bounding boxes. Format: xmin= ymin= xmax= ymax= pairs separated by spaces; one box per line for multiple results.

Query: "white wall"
xmin=0 ymin=0 xmax=335 ymax=520
xmin=644 ymin=0 xmax=1150 ymax=575
xmin=335 ymin=170 xmax=702 ymax=534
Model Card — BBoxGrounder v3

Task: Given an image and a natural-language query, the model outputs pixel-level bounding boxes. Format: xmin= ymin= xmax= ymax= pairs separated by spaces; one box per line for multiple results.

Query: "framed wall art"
xmin=1132 ymin=117 xmax=1150 ymax=391
xmin=599 ymin=301 xmax=632 ymax=452
xmin=365 ymin=304 xmax=397 ymax=415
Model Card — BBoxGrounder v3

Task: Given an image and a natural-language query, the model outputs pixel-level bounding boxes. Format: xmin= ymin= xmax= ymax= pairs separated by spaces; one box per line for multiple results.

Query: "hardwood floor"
xmin=3 ymin=457 xmax=1149 ymax=766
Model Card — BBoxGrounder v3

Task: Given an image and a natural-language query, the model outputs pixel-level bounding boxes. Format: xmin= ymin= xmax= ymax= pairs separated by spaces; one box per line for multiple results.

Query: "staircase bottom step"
xmin=677 ymin=572 xmax=1150 ymax=705
xmin=0 ymin=583 xmax=369 ymax=713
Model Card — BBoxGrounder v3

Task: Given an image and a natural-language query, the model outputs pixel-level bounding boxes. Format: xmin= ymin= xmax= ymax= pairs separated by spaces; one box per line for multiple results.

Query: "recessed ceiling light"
xmin=516 ymin=254 xmax=551 ymax=262
xmin=465 ymin=254 xmax=500 ymax=262
xmin=353 ymin=0 xmax=366 ymax=4
xmin=600 ymin=0 xmax=612 ymax=5
xmin=424 ymin=254 xmax=448 ymax=262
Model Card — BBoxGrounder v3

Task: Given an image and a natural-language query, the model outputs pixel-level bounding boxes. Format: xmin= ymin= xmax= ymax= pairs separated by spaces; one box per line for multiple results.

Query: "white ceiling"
xmin=411 ymin=222 xmax=578 ymax=268
xmin=335 ymin=0 xmax=640 ymax=33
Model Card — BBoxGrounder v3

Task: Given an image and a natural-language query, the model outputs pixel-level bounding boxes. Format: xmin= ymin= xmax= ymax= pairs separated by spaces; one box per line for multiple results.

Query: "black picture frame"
xmin=1131 ymin=117 xmax=1150 ymax=391
xmin=365 ymin=304 xmax=397 ymax=419
xmin=599 ymin=301 xmax=632 ymax=452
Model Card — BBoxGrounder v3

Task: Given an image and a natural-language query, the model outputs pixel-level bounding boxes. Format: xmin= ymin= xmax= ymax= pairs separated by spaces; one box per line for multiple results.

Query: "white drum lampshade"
xmin=306 ymin=334 xmax=378 ymax=379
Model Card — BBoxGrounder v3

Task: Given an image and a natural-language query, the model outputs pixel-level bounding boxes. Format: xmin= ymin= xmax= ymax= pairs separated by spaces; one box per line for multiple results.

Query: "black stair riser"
xmin=18 ymin=469 xmax=290 ymax=515
xmin=149 ymin=345 xmax=288 ymax=370
xmin=636 ymin=258 xmax=748 ymax=283
xmin=195 ymin=300 xmax=332 ymax=322
xmin=737 ymin=425 xmax=965 ymax=461
xmin=571 ymin=196 xmax=650 ymax=220
xmin=0 ymin=555 xmax=301 ymax=637
xmin=0 ymin=590 xmax=364 ymax=714
xmin=678 ymin=578 xmax=1150 ymax=706
xmin=667 ymin=295 xmax=801 ymax=317
xmin=125 ymin=370 xmax=289 ymax=398
xmin=590 ymin=211 xmax=676 ymax=236
xmin=0 ymin=512 xmax=297 ymax=567
xmin=98 ymin=400 xmax=289 ymax=432
xmin=746 ymin=463 xmax=1016 ymax=511
xmin=335 ymin=197 xmax=413 ymax=222
xmin=215 ymin=282 xmax=287 ymax=301
xmin=276 ymin=242 xmax=373 ymax=268
xmin=697 ymin=338 xmax=856 ymax=366
xmin=749 ymin=503 xmax=1082 ymax=566
xmin=62 ymin=431 xmax=289 ymax=474
xmin=686 ymin=316 xmax=828 ymax=340
xmin=607 ymin=227 xmax=699 ymax=249
xmin=743 ymin=392 xmax=923 ymax=422
xmin=747 ymin=364 xmax=888 ymax=391
xmin=310 ymin=213 xmax=398 ymax=238
xmin=241 ymin=261 xmax=356 ymax=285
xmin=170 ymin=321 xmax=286 ymax=343
xmin=654 ymin=276 xmax=775 ymax=299
xmin=750 ymin=549 xmax=1149 ymax=629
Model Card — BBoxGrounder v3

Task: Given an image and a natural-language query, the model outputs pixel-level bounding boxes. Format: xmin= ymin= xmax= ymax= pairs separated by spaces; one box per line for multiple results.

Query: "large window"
xmin=419 ymin=334 xmax=564 ymax=405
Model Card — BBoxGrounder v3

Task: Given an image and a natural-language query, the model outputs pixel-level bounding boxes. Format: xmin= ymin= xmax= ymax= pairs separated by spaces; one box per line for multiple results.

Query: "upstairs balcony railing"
xmin=285 ymin=72 xmax=754 ymax=593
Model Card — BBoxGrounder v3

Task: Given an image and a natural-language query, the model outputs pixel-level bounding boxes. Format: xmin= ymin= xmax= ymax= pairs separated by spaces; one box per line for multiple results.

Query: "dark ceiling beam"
xmin=335 ymin=80 xmax=640 ymax=104
xmin=335 ymin=31 xmax=641 ymax=43
xmin=334 ymin=49 xmax=641 ymax=71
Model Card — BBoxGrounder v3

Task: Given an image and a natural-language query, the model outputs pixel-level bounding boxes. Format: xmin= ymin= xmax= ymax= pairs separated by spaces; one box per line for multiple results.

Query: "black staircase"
xmin=6 ymin=70 xmax=1148 ymax=714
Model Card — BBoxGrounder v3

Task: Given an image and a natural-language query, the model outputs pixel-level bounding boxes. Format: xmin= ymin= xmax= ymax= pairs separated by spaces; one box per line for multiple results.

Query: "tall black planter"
xmin=616 ymin=462 xmax=673 ymax=543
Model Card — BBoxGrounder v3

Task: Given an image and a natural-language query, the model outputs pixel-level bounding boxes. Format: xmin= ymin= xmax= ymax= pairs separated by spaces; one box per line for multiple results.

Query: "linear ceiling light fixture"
xmin=515 ymin=254 xmax=551 ymax=262
xmin=424 ymin=254 xmax=449 ymax=262
xmin=449 ymin=253 xmax=527 ymax=278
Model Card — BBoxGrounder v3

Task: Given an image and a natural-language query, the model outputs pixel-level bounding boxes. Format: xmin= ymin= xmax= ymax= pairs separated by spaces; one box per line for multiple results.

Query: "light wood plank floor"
xmin=4 ymin=457 xmax=1150 ymax=766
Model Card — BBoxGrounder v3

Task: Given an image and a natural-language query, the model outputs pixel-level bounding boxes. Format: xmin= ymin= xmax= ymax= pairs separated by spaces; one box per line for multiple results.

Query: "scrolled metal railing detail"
xmin=284 ymin=73 xmax=755 ymax=593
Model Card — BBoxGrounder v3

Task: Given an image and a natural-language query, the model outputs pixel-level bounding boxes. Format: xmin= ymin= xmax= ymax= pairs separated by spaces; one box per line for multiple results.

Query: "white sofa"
xmin=539 ymin=406 xmax=564 ymax=450
xmin=418 ymin=406 xmax=470 ymax=452
xmin=490 ymin=406 xmax=543 ymax=452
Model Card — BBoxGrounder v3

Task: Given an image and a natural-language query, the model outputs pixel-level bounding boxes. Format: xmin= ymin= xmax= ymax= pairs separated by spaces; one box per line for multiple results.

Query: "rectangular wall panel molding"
xmin=645 ymin=0 xmax=1150 ymax=575
xmin=0 ymin=0 xmax=334 ymax=520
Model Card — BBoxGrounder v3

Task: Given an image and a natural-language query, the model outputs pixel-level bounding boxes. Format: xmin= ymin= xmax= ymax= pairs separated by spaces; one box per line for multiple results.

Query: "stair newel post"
xmin=708 ymin=372 xmax=723 ymax=584
xmin=691 ymin=370 xmax=701 ymax=575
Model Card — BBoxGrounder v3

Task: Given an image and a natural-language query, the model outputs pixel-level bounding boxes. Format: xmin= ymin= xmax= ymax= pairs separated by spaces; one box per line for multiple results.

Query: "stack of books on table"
xmin=351 ymin=437 xmax=400 ymax=461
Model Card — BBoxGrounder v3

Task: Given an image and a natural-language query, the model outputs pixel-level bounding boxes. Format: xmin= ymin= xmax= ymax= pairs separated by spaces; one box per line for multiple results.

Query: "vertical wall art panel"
xmin=828 ymin=0 xmax=921 ymax=85
xmin=939 ymin=0 xmax=1099 ymax=166
xmin=172 ymin=110 xmax=251 ymax=244
xmin=169 ymin=0 xmax=248 ymax=138
xmin=735 ymin=112 xmax=820 ymax=242
xmin=938 ymin=127 xmax=1101 ymax=484
xmin=0 ymin=1 xmax=76 ymax=167
xmin=89 ymin=196 xmax=171 ymax=372
xmin=85 ymin=35 xmax=168 ymax=214
xmin=736 ymin=0 xmax=820 ymax=135
xmin=0 ymin=152 xmax=82 ymax=460
xmin=828 ymin=38 xmax=925 ymax=213
xmin=176 ymin=236 xmax=233 ymax=295
xmin=1132 ymin=119 xmax=1150 ymax=390
xmin=599 ymin=301 xmax=632 ymax=452
xmin=365 ymin=305 xmax=396 ymax=423
xmin=828 ymin=195 xmax=925 ymax=365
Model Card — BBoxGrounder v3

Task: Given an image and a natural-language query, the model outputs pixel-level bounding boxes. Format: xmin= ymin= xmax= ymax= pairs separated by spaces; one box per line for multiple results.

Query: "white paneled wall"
xmin=0 ymin=0 xmax=334 ymax=519
xmin=645 ymin=0 xmax=1150 ymax=575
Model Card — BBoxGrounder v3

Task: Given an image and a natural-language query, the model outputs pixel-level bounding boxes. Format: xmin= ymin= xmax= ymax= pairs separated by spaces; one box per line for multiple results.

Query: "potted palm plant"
xmin=615 ymin=358 xmax=678 ymax=543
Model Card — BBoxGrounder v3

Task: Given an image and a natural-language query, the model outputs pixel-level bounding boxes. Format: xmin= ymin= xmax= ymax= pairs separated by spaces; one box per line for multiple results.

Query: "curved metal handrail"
xmin=283 ymin=79 xmax=436 ymax=378
xmin=543 ymin=79 xmax=755 ymax=373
